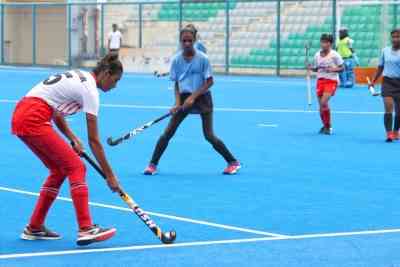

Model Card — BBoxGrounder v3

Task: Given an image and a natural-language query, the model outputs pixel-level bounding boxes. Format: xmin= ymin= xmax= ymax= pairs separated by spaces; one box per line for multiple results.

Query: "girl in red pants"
xmin=11 ymin=54 xmax=123 ymax=246
xmin=309 ymin=34 xmax=344 ymax=135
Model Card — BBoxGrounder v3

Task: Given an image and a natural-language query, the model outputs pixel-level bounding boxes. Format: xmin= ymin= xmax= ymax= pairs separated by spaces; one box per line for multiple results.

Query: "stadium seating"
xmin=104 ymin=1 xmax=398 ymax=70
xmin=158 ymin=2 xmax=236 ymax=21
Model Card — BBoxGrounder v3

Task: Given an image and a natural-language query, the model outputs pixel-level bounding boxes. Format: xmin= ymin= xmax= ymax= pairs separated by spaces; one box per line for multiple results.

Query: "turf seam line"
xmin=3 ymin=228 xmax=400 ymax=260
xmin=0 ymin=186 xmax=286 ymax=238
xmin=0 ymin=99 xmax=383 ymax=115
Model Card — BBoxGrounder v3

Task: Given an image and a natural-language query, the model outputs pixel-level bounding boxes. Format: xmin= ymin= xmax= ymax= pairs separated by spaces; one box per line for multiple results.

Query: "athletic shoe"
xmin=20 ymin=225 xmax=61 ymax=241
xmin=223 ymin=161 xmax=241 ymax=175
xmin=386 ymin=131 xmax=395 ymax=142
xmin=393 ymin=131 xmax=400 ymax=140
xmin=319 ymin=127 xmax=332 ymax=135
xmin=322 ymin=127 xmax=333 ymax=135
xmin=144 ymin=164 xmax=157 ymax=175
xmin=77 ymin=224 xmax=116 ymax=246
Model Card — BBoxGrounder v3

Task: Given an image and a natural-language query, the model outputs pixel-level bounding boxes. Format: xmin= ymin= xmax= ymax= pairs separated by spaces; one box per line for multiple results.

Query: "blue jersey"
xmin=170 ymin=50 xmax=212 ymax=93
xmin=379 ymin=46 xmax=400 ymax=78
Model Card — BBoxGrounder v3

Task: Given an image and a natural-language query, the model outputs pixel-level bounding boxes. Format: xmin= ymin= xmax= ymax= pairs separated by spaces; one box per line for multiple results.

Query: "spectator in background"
xmin=337 ymin=28 xmax=358 ymax=88
xmin=108 ymin=24 xmax=122 ymax=57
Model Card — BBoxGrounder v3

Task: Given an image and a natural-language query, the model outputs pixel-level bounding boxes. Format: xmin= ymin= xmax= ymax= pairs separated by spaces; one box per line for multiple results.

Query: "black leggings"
xmin=150 ymin=111 xmax=237 ymax=165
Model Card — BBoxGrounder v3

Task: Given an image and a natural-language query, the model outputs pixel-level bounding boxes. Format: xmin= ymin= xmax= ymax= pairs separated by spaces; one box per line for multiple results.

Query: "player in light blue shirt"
xmin=144 ymin=27 xmax=240 ymax=175
xmin=169 ymin=49 xmax=212 ymax=94
xmin=370 ymin=28 xmax=400 ymax=141
xmin=154 ymin=24 xmax=207 ymax=77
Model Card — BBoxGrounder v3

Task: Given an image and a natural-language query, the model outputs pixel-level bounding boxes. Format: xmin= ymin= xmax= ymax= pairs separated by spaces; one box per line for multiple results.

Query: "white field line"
xmin=0 ymin=99 xmax=383 ymax=115
xmin=0 ymin=66 xmax=306 ymax=85
xmin=2 ymin=228 xmax=400 ymax=260
xmin=0 ymin=186 xmax=286 ymax=238
xmin=257 ymin=124 xmax=278 ymax=128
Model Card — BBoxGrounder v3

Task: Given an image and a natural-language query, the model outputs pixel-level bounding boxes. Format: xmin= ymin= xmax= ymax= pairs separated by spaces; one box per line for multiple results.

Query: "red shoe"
xmin=394 ymin=131 xmax=400 ymax=140
xmin=223 ymin=161 xmax=241 ymax=175
xmin=386 ymin=131 xmax=395 ymax=142
xmin=77 ymin=224 xmax=116 ymax=246
xmin=144 ymin=164 xmax=157 ymax=175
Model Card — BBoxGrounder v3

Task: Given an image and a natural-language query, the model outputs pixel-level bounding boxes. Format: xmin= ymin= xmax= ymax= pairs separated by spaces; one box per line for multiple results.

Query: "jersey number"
xmin=43 ymin=71 xmax=87 ymax=85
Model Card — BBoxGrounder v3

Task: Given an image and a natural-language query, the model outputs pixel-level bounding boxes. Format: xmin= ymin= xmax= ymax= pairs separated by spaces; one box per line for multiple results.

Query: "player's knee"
xmin=66 ymin=160 xmax=86 ymax=184
xmin=49 ymin=168 xmax=65 ymax=179
xmin=161 ymin=131 xmax=175 ymax=142
xmin=43 ymin=169 xmax=66 ymax=189
xmin=320 ymin=103 xmax=329 ymax=110
xmin=204 ymin=133 xmax=218 ymax=144
xmin=384 ymin=105 xmax=394 ymax=113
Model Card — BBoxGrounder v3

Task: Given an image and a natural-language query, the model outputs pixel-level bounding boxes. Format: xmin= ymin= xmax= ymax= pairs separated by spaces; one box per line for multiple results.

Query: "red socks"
xmin=320 ymin=108 xmax=331 ymax=128
xmin=29 ymin=184 xmax=93 ymax=230
xmin=29 ymin=187 xmax=58 ymax=229
xmin=71 ymin=183 xmax=93 ymax=230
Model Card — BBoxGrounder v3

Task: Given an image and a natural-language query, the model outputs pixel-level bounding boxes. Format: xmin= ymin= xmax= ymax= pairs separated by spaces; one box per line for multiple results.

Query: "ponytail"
xmin=93 ymin=53 xmax=123 ymax=76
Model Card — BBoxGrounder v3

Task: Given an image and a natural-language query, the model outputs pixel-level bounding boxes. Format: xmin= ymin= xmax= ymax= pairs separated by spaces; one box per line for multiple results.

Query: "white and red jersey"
xmin=26 ymin=70 xmax=99 ymax=116
xmin=313 ymin=50 xmax=344 ymax=81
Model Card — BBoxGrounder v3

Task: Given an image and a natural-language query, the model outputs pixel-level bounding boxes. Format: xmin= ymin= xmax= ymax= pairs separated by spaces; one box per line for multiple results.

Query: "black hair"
xmin=339 ymin=28 xmax=349 ymax=39
xmin=179 ymin=26 xmax=197 ymax=41
xmin=93 ymin=53 xmax=123 ymax=76
xmin=184 ymin=24 xmax=198 ymax=38
xmin=391 ymin=28 xmax=400 ymax=36
xmin=320 ymin=33 xmax=334 ymax=44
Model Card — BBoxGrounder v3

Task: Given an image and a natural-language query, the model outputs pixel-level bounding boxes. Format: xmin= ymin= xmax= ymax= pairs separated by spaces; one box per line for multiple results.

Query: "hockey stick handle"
xmin=305 ymin=42 xmax=312 ymax=106
xmin=80 ymin=151 xmax=176 ymax=244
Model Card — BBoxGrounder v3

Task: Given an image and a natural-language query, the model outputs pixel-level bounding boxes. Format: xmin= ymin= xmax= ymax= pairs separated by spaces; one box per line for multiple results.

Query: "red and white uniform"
xmin=313 ymin=50 xmax=344 ymax=97
xmin=27 ymin=70 xmax=98 ymax=116
xmin=11 ymin=70 xmax=98 ymax=230
xmin=12 ymin=70 xmax=98 ymax=136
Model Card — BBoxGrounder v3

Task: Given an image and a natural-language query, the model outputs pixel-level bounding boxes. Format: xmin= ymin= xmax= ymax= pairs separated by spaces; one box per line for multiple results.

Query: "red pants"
xmin=12 ymin=97 xmax=92 ymax=230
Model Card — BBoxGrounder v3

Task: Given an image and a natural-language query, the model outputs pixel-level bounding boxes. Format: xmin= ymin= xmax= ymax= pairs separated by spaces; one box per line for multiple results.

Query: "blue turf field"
xmin=1 ymin=67 xmax=400 ymax=266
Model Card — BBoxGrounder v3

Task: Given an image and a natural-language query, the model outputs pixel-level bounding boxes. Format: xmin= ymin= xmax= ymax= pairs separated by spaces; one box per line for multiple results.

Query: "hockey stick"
xmin=305 ymin=41 xmax=312 ymax=106
xmin=107 ymin=112 xmax=172 ymax=146
xmin=80 ymin=151 xmax=177 ymax=244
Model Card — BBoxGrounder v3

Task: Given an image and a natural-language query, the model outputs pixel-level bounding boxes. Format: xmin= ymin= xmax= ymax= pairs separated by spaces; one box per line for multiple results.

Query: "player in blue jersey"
xmin=145 ymin=27 xmax=240 ymax=175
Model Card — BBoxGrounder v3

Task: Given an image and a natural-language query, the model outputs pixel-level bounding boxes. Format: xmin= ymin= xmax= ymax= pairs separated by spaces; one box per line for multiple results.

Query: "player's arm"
xmin=348 ymin=39 xmax=355 ymax=53
xmin=328 ymin=64 xmax=344 ymax=73
xmin=308 ymin=54 xmax=319 ymax=72
xmin=53 ymin=112 xmax=83 ymax=152
xmin=174 ymin=81 xmax=181 ymax=105
xmin=168 ymin=59 xmax=182 ymax=113
xmin=370 ymin=51 xmax=385 ymax=86
xmin=371 ymin=66 xmax=384 ymax=86
xmin=191 ymin=77 xmax=213 ymax=99
xmin=86 ymin=113 xmax=120 ymax=192
xmin=170 ymin=81 xmax=182 ymax=113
